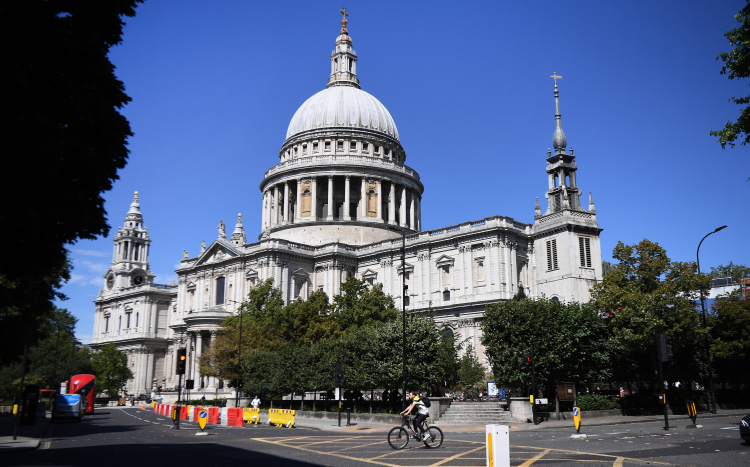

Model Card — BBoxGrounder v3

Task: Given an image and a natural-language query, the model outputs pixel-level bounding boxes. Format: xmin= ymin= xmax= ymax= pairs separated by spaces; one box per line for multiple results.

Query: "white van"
xmin=52 ymin=394 xmax=82 ymax=422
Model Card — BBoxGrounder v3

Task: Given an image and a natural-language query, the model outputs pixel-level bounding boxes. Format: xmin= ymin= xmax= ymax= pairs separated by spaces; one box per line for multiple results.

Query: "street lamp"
xmin=227 ymin=299 xmax=244 ymax=407
xmin=387 ymin=226 xmax=408 ymax=410
xmin=697 ymin=225 xmax=727 ymax=415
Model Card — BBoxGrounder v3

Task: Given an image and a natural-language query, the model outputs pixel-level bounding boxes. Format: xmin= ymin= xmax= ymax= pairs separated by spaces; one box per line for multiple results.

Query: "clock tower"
xmin=104 ymin=192 xmax=154 ymax=290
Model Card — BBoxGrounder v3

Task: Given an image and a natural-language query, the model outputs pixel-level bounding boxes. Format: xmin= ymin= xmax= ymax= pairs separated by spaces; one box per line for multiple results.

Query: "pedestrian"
xmin=200 ymin=395 xmax=206 ymax=406
xmin=251 ymin=395 xmax=261 ymax=409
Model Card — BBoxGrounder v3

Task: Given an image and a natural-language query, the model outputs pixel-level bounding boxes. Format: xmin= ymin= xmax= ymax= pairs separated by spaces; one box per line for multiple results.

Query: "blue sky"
xmin=60 ymin=0 xmax=750 ymax=343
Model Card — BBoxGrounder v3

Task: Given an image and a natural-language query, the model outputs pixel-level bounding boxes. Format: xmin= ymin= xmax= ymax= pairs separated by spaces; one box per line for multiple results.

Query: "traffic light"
xmin=518 ymin=354 xmax=532 ymax=371
xmin=334 ymin=362 xmax=345 ymax=387
xmin=176 ymin=348 xmax=187 ymax=375
xmin=185 ymin=379 xmax=194 ymax=390
xmin=657 ymin=333 xmax=673 ymax=362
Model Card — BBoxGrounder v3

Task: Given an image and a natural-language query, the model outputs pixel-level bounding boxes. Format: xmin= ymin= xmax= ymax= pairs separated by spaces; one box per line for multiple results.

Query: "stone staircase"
xmin=435 ymin=402 xmax=511 ymax=425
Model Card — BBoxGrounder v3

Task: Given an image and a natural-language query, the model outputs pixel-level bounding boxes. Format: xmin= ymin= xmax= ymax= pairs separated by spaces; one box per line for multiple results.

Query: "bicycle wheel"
xmin=422 ymin=426 xmax=443 ymax=448
xmin=388 ymin=427 xmax=409 ymax=450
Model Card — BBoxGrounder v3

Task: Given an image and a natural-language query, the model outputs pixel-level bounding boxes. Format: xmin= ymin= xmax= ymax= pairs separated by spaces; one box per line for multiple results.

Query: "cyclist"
xmin=400 ymin=391 xmax=429 ymax=440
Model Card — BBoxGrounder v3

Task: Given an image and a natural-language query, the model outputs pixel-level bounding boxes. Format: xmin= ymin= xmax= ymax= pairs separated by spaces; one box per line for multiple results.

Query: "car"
xmin=741 ymin=414 xmax=750 ymax=444
xmin=52 ymin=394 xmax=83 ymax=422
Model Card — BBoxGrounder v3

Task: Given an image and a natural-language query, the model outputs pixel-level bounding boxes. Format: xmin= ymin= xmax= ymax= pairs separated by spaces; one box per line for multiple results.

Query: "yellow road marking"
xmin=614 ymin=457 xmax=625 ymax=467
xmin=519 ymin=448 xmax=551 ymax=466
xmin=429 ymin=446 xmax=485 ymax=467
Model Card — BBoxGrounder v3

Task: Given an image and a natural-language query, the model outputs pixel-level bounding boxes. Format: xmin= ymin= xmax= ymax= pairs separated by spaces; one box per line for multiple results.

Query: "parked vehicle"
xmin=52 ymin=394 xmax=83 ymax=422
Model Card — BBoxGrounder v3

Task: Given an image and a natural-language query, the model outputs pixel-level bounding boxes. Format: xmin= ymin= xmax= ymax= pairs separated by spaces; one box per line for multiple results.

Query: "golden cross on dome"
xmin=339 ymin=7 xmax=349 ymax=33
xmin=550 ymin=72 xmax=562 ymax=86
xmin=134 ymin=191 xmax=138 ymax=202
xmin=340 ymin=7 xmax=349 ymax=21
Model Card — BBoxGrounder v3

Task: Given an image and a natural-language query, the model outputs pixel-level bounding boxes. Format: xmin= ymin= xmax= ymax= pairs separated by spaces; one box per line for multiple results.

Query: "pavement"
xmin=0 ymin=413 xmax=49 ymax=453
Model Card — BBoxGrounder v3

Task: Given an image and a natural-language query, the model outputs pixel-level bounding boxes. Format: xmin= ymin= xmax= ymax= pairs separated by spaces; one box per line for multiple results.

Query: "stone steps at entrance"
xmin=436 ymin=403 xmax=511 ymax=425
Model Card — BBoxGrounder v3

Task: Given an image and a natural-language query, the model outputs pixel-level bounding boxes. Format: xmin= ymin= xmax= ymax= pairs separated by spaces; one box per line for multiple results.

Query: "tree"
xmin=333 ymin=277 xmax=398 ymax=331
xmin=710 ymin=290 xmax=750 ymax=388
xmin=708 ymin=262 xmax=750 ymax=279
xmin=435 ymin=331 xmax=461 ymax=390
xmin=457 ymin=343 xmax=486 ymax=390
xmin=91 ymin=344 xmax=133 ymax=396
xmin=589 ymin=239 xmax=710 ymax=386
xmin=712 ymin=0 xmax=750 ymax=178
xmin=602 ymin=261 xmax=614 ymax=277
xmin=482 ymin=297 xmax=612 ymax=393
xmin=0 ymin=1 xmax=142 ymax=364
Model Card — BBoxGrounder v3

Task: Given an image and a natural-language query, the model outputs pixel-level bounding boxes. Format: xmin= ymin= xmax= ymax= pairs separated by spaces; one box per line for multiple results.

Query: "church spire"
xmin=125 ymin=191 xmax=143 ymax=226
xmin=551 ymin=73 xmax=567 ymax=154
xmin=327 ymin=8 xmax=360 ymax=89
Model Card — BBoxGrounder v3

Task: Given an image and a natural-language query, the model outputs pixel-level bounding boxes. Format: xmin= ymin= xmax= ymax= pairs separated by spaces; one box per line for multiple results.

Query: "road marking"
xmin=519 ymin=448 xmax=551 ymax=466
xmin=613 ymin=457 xmax=625 ymax=467
xmin=720 ymin=427 xmax=736 ymax=430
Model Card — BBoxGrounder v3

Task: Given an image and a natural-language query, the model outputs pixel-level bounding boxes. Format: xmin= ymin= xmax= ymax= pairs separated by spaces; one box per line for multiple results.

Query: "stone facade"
xmin=90 ymin=18 xmax=602 ymax=398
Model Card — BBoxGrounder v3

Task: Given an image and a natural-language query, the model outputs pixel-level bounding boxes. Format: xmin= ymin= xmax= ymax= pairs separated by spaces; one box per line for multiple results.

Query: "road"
xmin=1 ymin=407 xmax=748 ymax=466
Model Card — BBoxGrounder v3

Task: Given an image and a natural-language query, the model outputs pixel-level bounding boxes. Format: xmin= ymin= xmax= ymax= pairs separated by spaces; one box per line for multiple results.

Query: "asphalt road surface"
xmin=2 ymin=407 xmax=748 ymax=467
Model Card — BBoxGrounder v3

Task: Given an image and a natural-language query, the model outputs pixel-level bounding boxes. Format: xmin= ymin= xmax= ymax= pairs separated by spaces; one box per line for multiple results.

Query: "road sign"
xmin=573 ymin=406 xmax=581 ymax=433
xmin=198 ymin=409 xmax=208 ymax=431
xmin=487 ymin=381 xmax=498 ymax=397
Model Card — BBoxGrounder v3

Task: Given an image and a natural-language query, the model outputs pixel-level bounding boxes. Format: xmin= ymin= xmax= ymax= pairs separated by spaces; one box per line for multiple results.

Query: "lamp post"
xmin=228 ymin=299 xmax=244 ymax=407
xmin=387 ymin=225 xmax=408 ymax=409
xmin=697 ymin=225 xmax=727 ymax=415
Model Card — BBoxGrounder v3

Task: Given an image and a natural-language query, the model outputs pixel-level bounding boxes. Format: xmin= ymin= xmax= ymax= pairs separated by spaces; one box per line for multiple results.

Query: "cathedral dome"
xmin=285 ymin=86 xmax=399 ymax=141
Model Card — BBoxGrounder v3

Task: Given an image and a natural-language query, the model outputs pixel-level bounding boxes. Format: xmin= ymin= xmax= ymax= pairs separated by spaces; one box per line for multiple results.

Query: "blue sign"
xmin=573 ymin=407 xmax=579 ymax=416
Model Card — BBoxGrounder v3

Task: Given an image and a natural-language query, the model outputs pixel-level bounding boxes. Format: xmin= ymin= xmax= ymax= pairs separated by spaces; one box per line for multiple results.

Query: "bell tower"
xmin=327 ymin=8 xmax=360 ymax=89
xmin=105 ymin=192 xmax=154 ymax=290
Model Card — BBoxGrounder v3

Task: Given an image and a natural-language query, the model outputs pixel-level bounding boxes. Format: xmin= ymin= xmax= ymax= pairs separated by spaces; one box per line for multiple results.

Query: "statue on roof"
xmin=217 ymin=220 xmax=226 ymax=239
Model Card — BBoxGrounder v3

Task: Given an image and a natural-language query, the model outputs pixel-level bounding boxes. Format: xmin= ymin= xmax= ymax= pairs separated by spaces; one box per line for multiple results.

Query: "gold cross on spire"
xmin=339 ymin=7 xmax=349 ymax=34
xmin=550 ymin=72 xmax=562 ymax=87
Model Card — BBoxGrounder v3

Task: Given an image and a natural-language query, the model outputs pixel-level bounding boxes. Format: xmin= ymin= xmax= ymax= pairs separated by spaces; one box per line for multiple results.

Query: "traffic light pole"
xmin=13 ymin=345 xmax=28 ymax=441
xmin=655 ymin=331 xmax=669 ymax=431
xmin=176 ymin=373 xmax=182 ymax=430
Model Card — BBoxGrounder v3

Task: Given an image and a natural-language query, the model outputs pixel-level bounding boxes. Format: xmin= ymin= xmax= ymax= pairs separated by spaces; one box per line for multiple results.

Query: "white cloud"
xmin=71 ymin=249 xmax=109 ymax=258
xmin=89 ymin=277 xmax=103 ymax=286
xmin=76 ymin=260 xmax=108 ymax=274
xmin=76 ymin=333 xmax=93 ymax=345
xmin=154 ymin=271 xmax=178 ymax=285
xmin=68 ymin=273 xmax=86 ymax=284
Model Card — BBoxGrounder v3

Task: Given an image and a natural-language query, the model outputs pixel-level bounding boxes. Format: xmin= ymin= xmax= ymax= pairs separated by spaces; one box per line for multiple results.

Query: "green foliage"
xmin=91 ymin=344 xmax=133 ymax=396
xmin=576 ymin=394 xmax=620 ymax=411
xmin=333 ymin=277 xmax=398 ymax=330
xmin=512 ymin=287 xmax=527 ymax=301
xmin=712 ymin=0 xmax=750 ymax=156
xmin=457 ymin=343 xmax=486 ymax=390
xmin=435 ymin=332 xmax=460 ymax=389
xmin=0 ymin=1 xmax=142 ymax=364
xmin=602 ymin=261 xmax=613 ymax=277
xmin=710 ymin=290 xmax=750 ymax=388
xmin=590 ymin=239 xmax=710 ymax=385
xmin=482 ymin=297 xmax=612 ymax=391
xmin=708 ymin=262 xmax=750 ymax=279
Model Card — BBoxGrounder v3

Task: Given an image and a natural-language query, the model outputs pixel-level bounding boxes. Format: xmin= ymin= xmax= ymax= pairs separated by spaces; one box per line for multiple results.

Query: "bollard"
xmin=486 ymin=425 xmax=510 ymax=467
xmin=346 ymin=408 xmax=351 ymax=426
xmin=686 ymin=400 xmax=699 ymax=429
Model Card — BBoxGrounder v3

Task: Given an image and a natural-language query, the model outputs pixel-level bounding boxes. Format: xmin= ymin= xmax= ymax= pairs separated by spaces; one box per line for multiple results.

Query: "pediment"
xmin=435 ymin=254 xmax=455 ymax=266
xmin=186 ymin=281 xmax=196 ymax=291
xmin=396 ymin=262 xmax=414 ymax=274
xmin=362 ymin=268 xmax=378 ymax=279
xmin=245 ymin=268 xmax=258 ymax=278
xmin=194 ymin=239 xmax=240 ymax=266
xmin=291 ymin=268 xmax=310 ymax=279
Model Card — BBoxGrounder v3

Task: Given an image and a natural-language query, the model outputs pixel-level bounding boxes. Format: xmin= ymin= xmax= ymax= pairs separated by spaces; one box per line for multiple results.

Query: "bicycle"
xmin=387 ymin=414 xmax=443 ymax=449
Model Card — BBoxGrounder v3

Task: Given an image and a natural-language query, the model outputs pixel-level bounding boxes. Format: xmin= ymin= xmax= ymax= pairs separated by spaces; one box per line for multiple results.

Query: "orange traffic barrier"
xmin=180 ymin=406 xmax=188 ymax=420
xmin=226 ymin=408 xmax=243 ymax=427
xmin=208 ymin=407 xmax=219 ymax=424
xmin=193 ymin=406 xmax=203 ymax=421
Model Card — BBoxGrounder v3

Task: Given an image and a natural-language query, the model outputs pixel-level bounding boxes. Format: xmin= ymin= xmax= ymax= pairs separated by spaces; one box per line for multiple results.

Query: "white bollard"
xmin=486 ymin=425 xmax=510 ymax=467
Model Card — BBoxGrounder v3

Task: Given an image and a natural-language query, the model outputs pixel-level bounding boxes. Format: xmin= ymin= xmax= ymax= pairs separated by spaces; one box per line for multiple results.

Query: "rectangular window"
xmin=123 ymin=242 xmax=129 ymax=259
xmin=325 ymin=141 xmax=331 ymax=150
xmin=126 ymin=313 xmax=131 ymax=328
xmin=350 ymin=141 xmax=357 ymax=150
xmin=215 ymin=277 xmax=225 ymax=305
xmin=105 ymin=316 xmax=109 ymax=332
xmin=337 ymin=141 xmax=344 ymax=151
xmin=579 ymin=237 xmax=592 ymax=267
xmin=477 ymin=260 xmax=485 ymax=281
xmin=313 ymin=142 xmax=318 ymax=151
xmin=441 ymin=266 xmax=450 ymax=286
xmin=546 ymin=239 xmax=559 ymax=271
xmin=135 ymin=312 xmax=139 ymax=328
xmin=302 ymin=144 xmax=307 ymax=153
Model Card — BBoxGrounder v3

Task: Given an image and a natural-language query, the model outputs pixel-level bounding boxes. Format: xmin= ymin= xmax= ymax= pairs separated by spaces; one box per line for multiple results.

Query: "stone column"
xmin=400 ymin=185 xmax=408 ymax=228
xmin=376 ymin=179 xmax=382 ymax=221
xmin=388 ymin=181 xmax=396 ymax=225
xmin=145 ymin=350 xmax=154 ymax=393
xmin=409 ymin=190 xmax=415 ymax=230
xmin=283 ymin=182 xmax=290 ymax=224
xmin=343 ymin=176 xmax=351 ymax=220
xmin=261 ymin=191 xmax=267 ymax=231
xmin=295 ymin=179 xmax=302 ymax=221
xmin=273 ymin=185 xmax=279 ymax=226
xmin=311 ymin=178 xmax=318 ymax=220
xmin=195 ymin=332 xmax=203 ymax=388
xmin=360 ymin=178 xmax=366 ymax=219
xmin=327 ymin=176 xmax=334 ymax=220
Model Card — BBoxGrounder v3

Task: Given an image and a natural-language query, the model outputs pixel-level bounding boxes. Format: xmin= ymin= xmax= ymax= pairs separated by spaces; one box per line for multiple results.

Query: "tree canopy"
xmin=710 ymin=290 xmax=750 ymax=388
xmin=708 ymin=262 xmax=750 ymax=279
xmin=589 ymin=239 xmax=710 ymax=385
xmin=0 ymin=1 xmax=142 ymax=364
xmin=91 ymin=344 xmax=133 ymax=396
